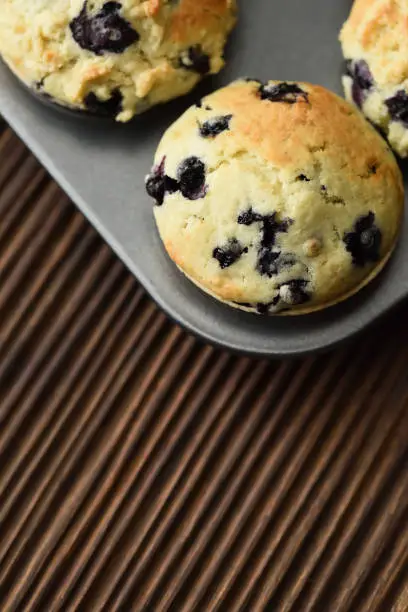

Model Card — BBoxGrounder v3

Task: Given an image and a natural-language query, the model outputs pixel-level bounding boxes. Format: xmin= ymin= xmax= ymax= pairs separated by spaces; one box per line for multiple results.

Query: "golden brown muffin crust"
xmin=201 ymin=81 xmax=402 ymax=191
xmin=148 ymin=80 xmax=404 ymax=315
xmin=170 ymin=0 xmax=236 ymax=43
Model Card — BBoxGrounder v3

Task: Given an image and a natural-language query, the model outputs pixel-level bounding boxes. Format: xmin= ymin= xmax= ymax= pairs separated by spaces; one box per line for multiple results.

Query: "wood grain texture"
xmin=0 ymin=119 xmax=407 ymax=611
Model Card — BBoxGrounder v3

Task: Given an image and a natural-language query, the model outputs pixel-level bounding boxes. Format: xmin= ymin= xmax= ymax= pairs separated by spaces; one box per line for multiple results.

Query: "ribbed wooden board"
xmin=0 ymin=117 xmax=407 ymax=612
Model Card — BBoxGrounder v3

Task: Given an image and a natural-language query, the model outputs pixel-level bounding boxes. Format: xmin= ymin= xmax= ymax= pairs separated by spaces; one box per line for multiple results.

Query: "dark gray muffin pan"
xmin=0 ymin=0 xmax=407 ymax=357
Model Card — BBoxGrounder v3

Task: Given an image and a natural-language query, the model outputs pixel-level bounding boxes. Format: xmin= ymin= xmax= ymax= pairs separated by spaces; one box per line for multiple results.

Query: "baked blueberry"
xmin=385 ymin=91 xmax=408 ymax=127
xmin=238 ymin=209 xmax=293 ymax=277
xmin=84 ymin=89 xmax=123 ymax=117
xmin=237 ymin=208 xmax=263 ymax=226
xmin=257 ymin=249 xmax=280 ymax=277
xmin=146 ymin=175 xmax=165 ymax=205
xmin=179 ymin=46 xmax=210 ymax=75
xmin=213 ymin=239 xmax=248 ymax=269
xmin=70 ymin=2 xmax=139 ymax=55
xmin=238 ymin=209 xmax=290 ymax=242
xmin=257 ymin=251 xmax=296 ymax=278
xmin=345 ymin=60 xmax=374 ymax=108
xmin=177 ymin=157 xmax=207 ymax=200
xmin=259 ymin=82 xmax=308 ymax=104
xmin=261 ymin=214 xmax=292 ymax=249
xmin=279 ymin=280 xmax=310 ymax=305
xmin=343 ymin=212 xmax=382 ymax=266
xmin=199 ymin=115 xmax=232 ymax=138
xmin=145 ymin=157 xmax=179 ymax=206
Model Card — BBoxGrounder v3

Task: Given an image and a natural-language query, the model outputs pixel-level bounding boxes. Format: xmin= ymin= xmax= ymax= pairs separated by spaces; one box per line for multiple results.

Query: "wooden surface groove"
xmin=74 ymin=357 xmax=266 ymax=611
xmin=244 ymin=342 xmax=408 ymax=612
xmin=114 ymin=360 xmax=298 ymax=611
xmin=0 ymin=138 xmax=30 ymax=194
xmin=25 ymin=343 xmax=216 ymax=612
xmin=0 ymin=124 xmax=407 ymax=611
xmin=60 ymin=350 xmax=235 ymax=612
xmin=0 ymin=274 xmax=140 ymax=515
xmin=0 ymin=163 xmax=47 ymax=241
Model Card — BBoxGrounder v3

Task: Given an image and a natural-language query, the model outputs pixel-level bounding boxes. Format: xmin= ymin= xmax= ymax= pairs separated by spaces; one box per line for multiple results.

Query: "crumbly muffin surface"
xmin=0 ymin=0 xmax=236 ymax=120
xmin=145 ymin=79 xmax=404 ymax=315
xmin=340 ymin=0 xmax=408 ymax=157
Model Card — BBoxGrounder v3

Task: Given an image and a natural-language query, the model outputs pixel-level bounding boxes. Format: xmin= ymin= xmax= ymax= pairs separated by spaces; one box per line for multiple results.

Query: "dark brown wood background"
xmin=0 ymin=116 xmax=407 ymax=611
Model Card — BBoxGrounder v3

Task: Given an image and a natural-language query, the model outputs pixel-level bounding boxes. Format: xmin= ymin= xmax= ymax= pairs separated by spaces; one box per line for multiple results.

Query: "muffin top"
xmin=146 ymin=79 xmax=404 ymax=315
xmin=340 ymin=0 xmax=408 ymax=90
xmin=0 ymin=0 xmax=236 ymax=120
xmin=340 ymin=0 xmax=408 ymax=156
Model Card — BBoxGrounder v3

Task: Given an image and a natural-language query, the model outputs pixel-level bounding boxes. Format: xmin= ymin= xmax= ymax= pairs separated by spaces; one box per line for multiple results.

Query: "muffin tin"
xmin=0 ymin=0 xmax=407 ymax=357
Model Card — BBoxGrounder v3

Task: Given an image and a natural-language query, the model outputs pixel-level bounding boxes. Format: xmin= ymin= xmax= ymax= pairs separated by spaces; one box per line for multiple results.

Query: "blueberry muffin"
xmin=145 ymin=79 xmax=404 ymax=315
xmin=0 ymin=0 xmax=236 ymax=121
xmin=340 ymin=0 xmax=408 ymax=157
